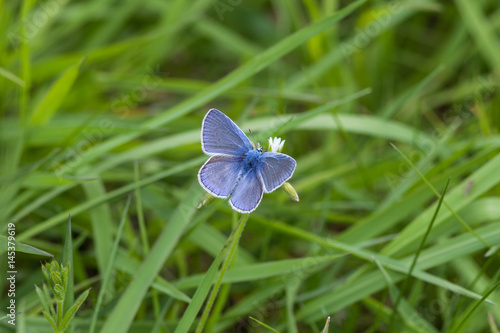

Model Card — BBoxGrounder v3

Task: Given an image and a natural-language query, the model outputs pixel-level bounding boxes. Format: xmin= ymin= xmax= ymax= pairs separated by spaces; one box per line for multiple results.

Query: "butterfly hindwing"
xmin=201 ymin=109 xmax=253 ymax=156
xmin=229 ymin=169 xmax=263 ymax=213
xmin=198 ymin=155 xmax=243 ymax=198
xmin=258 ymin=152 xmax=296 ymax=193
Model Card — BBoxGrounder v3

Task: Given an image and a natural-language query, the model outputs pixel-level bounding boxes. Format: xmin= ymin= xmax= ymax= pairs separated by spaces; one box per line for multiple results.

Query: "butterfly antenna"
xmin=248 ymin=129 xmax=258 ymax=149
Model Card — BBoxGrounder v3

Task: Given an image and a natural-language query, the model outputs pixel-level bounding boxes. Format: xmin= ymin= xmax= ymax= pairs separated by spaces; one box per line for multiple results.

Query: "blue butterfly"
xmin=198 ymin=109 xmax=297 ymax=213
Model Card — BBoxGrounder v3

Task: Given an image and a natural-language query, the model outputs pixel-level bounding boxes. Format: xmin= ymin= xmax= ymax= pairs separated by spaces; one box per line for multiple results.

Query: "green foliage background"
xmin=1 ymin=0 xmax=500 ymax=332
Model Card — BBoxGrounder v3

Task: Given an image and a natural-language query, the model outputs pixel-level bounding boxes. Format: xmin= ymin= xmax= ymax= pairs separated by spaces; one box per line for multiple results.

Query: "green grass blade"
xmin=175 ymin=215 xmax=249 ymax=333
xmin=173 ymin=255 xmax=345 ymax=289
xmin=59 ymin=0 xmax=367 ymax=173
xmin=454 ymin=0 xmax=500 ymax=71
xmin=389 ymin=177 xmax=450 ymax=328
xmin=384 ymin=143 xmax=492 ymax=255
xmin=0 ymin=66 xmax=25 ymax=87
xmin=451 ymin=280 xmax=500 ymax=333
xmin=89 ymin=195 xmax=131 ymax=333
xmin=100 ymin=184 xmax=204 ymax=333
xmin=62 ymin=215 xmax=74 ymax=321
xmin=249 ymin=316 xmax=280 ymax=333
xmin=0 ymin=235 xmax=53 ymax=257
xmin=17 ymin=156 xmax=204 ymax=242
xmin=195 ymin=214 xmax=249 ymax=333
xmin=373 ymin=256 xmax=438 ymax=333
xmin=82 ymin=180 xmax=114 ymax=275
xmin=29 ymin=56 xmax=86 ymax=126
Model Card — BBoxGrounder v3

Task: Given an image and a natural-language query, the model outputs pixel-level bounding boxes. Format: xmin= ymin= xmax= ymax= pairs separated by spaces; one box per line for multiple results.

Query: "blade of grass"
xmin=89 ymin=195 xmax=131 ymax=333
xmin=61 ymin=0 xmax=367 ymax=173
xmin=322 ymin=317 xmax=331 ymax=333
xmin=173 ymin=254 xmax=345 ymax=289
xmin=0 ymin=235 xmax=53 ymax=257
xmin=87 ymin=89 xmax=371 ymax=174
xmin=249 ymin=316 xmax=280 ymax=333
xmin=29 ymin=56 xmax=86 ymax=126
xmin=488 ymin=312 xmax=500 ymax=333
xmin=338 ymin=147 xmax=497 ymax=245
xmin=133 ymin=160 xmax=149 ymax=256
xmin=373 ymin=256 xmax=437 ymax=333
xmin=175 ymin=214 xmax=248 ymax=333
xmin=82 ymin=180 xmax=114 ymax=277
xmin=100 ymin=183 xmax=204 ymax=332
xmin=451 ymin=280 xmax=500 ymax=333
xmin=388 ymin=177 xmax=450 ymax=329
xmin=113 ymin=249 xmax=191 ymax=302
xmin=380 ymin=65 xmax=444 ymax=119
xmin=150 ymin=297 xmax=174 ymax=333
xmin=0 ymin=66 xmax=25 ymax=87
xmin=295 ymin=222 xmax=500 ymax=323
xmin=62 ymin=215 xmax=74 ymax=320
xmin=285 ymin=275 xmax=300 ymax=333
xmin=17 ymin=156 xmax=205 ymax=241
xmin=195 ymin=214 xmax=250 ymax=333
xmin=255 ymin=217 xmax=500 ymax=323
xmin=386 ymin=142 xmax=490 ymax=254
xmin=20 ymin=0 xmax=35 ymax=124
xmin=454 ymin=0 xmax=500 ymax=71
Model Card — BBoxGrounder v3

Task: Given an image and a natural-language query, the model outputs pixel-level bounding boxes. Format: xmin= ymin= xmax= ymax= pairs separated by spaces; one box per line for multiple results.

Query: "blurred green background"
xmin=1 ymin=0 xmax=500 ymax=332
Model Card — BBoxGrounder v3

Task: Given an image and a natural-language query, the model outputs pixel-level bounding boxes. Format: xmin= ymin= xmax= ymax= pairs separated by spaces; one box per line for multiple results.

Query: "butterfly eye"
xmin=257 ymin=147 xmax=263 ymax=153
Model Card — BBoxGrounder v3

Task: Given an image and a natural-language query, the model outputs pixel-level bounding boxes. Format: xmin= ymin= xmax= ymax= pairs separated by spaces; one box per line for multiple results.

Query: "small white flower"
xmin=268 ymin=137 xmax=285 ymax=152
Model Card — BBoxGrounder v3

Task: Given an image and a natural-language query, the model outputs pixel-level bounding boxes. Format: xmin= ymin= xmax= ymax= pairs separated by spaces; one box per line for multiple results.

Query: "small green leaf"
xmin=35 ymin=284 xmax=53 ymax=317
xmin=43 ymin=283 xmax=56 ymax=319
xmin=54 ymin=284 xmax=65 ymax=301
xmin=59 ymin=288 xmax=90 ymax=333
xmin=52 ymin=271 xmax=63 ymax=286
xmin=29 ymin=56 xmax=86 ymax=126
xmin=42 ymin=310 xmax=58 ymax=332
xmin=73 ymin=287 xmax=91 ymax=306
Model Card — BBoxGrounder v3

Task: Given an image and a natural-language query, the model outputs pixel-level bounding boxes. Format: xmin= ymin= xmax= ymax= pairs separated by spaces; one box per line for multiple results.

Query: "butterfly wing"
xmin=258 ymin=152 xmax=296 ymax=193
xmin=229 ymin=169 xmax=263 ymax=213
xmin=198 ymin=155 xmax=243 ymax=198
xmin=201 ymin=109 xmax=253 ymax=156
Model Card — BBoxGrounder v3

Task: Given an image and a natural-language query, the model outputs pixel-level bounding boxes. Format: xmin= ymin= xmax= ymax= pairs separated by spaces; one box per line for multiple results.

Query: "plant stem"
xmin=56 ymin=300 xmax=64 ymax=331
xmin=195 ymin=214 xmax=250 ymax=332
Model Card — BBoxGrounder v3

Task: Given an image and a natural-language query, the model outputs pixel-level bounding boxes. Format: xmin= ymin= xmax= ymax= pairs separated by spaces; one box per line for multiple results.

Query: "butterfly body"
xmin=242 ymin=149 xmax=264 ymax=173
xmin=198 ymin=109 xmax=296 ymax=213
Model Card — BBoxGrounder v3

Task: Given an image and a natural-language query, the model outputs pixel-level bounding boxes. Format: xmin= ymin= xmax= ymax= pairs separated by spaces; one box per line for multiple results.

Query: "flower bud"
xmin=283 ymin=182 xmax=299 ymax=201
xmin=198 ymin=193 xmax=216 ymax=209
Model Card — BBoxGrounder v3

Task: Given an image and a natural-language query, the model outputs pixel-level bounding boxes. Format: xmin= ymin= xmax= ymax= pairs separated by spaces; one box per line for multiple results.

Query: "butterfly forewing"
xmin=198 ymin=155 xmax=243 ymax=198
xmin=229 ymin=169 xmax=263 ymax=213
xmin=258 ymin=152 xmax=296 ymax=193
xmin=202 ymin=109 xmax=253 ymax=156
